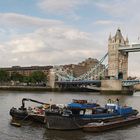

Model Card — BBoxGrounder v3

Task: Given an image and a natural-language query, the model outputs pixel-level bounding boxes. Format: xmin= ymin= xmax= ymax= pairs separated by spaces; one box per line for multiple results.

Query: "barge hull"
xmin=83 ymin=115 xmax=140 ymax=132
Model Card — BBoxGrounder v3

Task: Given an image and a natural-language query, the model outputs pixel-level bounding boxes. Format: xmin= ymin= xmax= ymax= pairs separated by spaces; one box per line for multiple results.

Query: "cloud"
xmin=38 ymin=0 xmax=83 ymax=13
xmin=38 ymin=0 xmax=89 ymax=19
xmin=0 ymin=12 xmax=104 ymax=67
xmin=95 ymin=0 xmax=140 ymax=18
xmin=0 ymin=13 xmax=63 ymax=29
xmin=0 ymin=12 xmax=64 ymax=44
xmin=93 ymin=20 xmax=121 ymax=26
xmin=0 ymin=26 xmax=103 ymax=67
xmin=9 ymin=37 xmax=44 ymax=53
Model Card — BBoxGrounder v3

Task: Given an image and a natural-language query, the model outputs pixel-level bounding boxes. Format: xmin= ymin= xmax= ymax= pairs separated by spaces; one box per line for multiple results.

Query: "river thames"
xmin=0 ymin=90 xmax=140 ymax=140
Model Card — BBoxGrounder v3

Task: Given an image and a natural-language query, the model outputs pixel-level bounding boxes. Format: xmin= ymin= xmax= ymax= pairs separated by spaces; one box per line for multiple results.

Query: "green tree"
xmin=22 ymin=76 xmax=31 ymax=83
xmin=10 ymin=72 xmax=23 ymax=82
xmin=0 ymin=69 xmax=10 ymax=82
xmin=30 ymin=71 xmax=46 ymax=83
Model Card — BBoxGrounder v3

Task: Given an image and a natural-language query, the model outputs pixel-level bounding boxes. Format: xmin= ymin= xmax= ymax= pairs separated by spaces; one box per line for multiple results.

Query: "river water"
xmin=0 ymin=90 xmax=140 ymax=140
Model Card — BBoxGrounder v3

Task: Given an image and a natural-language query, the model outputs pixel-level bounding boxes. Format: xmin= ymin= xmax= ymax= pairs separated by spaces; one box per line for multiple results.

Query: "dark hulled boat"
xmin=10 ymin=107 xmax=28 ymax=120
xmin=45 ymin=102 xmax=138 ymax=130
xmin=10 ymin=98 xmax=49 ymax=123
xmin=10 ymin=98 xmax=97 ymax=124
xmin=83 ymin=115 xmax=140 ymax=132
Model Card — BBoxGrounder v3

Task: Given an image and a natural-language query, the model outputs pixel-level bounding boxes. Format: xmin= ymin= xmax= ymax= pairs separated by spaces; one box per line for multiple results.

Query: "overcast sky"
xmin=0 ymin=0 xmax=140 ymax=77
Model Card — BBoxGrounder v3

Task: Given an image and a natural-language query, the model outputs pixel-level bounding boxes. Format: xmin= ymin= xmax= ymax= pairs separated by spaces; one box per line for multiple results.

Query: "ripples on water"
xmin=0 ymin=90 xmax=140 ymax=140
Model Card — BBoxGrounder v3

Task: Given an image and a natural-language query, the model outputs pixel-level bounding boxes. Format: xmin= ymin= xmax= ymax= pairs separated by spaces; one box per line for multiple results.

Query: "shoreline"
xmin=0 ymin=86 xmax=99 ymax=92
xmin=0 ymin=86 xmax=138 ymax=94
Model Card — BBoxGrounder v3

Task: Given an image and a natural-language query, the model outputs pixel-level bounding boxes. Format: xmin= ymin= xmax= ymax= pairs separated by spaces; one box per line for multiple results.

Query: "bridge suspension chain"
xmin=54 ymin=66 xmax=75 ymax=81
xmin=54 ymin=52 xmax=108 ymax=81
xmin=95 ymin=64 xmax=108 ymax=79
xmin=75 ymin=53 xmax=108 ymax=80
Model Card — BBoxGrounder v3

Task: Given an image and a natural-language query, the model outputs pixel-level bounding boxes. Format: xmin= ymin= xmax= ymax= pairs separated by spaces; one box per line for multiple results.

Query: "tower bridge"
xmin=48 ymin=28 xmax=140 ymax=93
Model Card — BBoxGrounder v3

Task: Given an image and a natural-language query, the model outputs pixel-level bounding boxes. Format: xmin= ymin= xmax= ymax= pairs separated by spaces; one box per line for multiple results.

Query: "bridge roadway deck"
xmin=122 ymin=80 xmax=140 ymax=86
xmin=55 ymin=80 xmax=101 ymax=87
xmin=118 ymin=44 xmax=140 ymax=52
xmin=56 ymin=80 xmax=140 ymax=88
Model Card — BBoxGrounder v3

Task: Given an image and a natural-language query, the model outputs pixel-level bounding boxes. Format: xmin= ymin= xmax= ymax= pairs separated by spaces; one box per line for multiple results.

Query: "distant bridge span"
xmin=119 ymin=44 xmax=140 ymax=52
xmin=122 ymin=80 xmax=140 ymax=87
xmin=55 ymin=79 xmax=140 ymax=88
xmin=56 ymin=80 xmax=101 ymax=88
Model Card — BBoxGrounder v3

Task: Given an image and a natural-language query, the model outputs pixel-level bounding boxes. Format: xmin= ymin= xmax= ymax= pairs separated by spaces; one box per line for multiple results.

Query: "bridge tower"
xmin=108 ymin=28 xmax=129 ymax=80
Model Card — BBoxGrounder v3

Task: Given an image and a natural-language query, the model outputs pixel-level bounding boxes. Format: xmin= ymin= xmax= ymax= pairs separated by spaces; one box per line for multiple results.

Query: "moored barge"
xmin=10 ymin=98 xmax=50 ymax=123
xmin=45 ymin=101 xmax=138 ymax=130
xmin=83 ymin=115 xmax=140 ymax=132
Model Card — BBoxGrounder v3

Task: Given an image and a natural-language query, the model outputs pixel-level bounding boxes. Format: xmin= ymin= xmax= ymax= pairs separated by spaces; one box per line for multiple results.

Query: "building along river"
xmin=0 ymin=90 xmax=140 ymax=140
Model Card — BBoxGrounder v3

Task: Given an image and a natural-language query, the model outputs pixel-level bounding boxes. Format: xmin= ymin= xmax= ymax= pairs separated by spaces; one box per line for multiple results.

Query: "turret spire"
xmin=115 ymin=28 xmax=123 ymax=39
xmin=108 ymin=33 xmax=112 ymax=41
xmin=126 ymin=36 xmax=129 ymax=45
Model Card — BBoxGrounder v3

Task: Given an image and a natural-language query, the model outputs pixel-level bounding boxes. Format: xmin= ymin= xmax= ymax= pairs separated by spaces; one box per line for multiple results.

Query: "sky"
xmin=0 ymin=0 xmax=140 ymax=77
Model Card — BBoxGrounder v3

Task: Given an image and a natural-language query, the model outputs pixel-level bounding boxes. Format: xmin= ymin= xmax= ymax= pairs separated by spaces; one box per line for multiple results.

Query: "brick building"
xmin=62 ymin=57 xmax=107 ymax=79
xmin=0 ymin=58 xmax=106 ymax=81
xmin=1 ymin=65 xmax=53 ymax=78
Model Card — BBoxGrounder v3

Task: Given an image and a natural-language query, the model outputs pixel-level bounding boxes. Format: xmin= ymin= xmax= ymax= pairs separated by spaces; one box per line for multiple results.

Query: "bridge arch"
xmin=118 ymin=72 xmax=123 ymax=80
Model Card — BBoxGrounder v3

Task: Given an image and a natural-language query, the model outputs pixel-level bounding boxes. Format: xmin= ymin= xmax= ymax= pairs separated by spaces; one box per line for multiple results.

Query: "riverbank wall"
xmin=0 ymin=80 xmax=135 ymax=95
xmin=0 ymin=86 xmax=98 ymax=92
xmin=134 ymin=84 xmax=140 ymax=91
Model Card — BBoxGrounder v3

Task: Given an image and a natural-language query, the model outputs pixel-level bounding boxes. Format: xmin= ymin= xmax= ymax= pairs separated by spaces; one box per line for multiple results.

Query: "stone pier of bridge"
xmin=101 ymin=80 xmax=133 ymax=94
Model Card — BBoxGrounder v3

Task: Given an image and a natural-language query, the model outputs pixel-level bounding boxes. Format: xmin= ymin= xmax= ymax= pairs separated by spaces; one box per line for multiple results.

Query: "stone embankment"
xmin=134 ymin=84 xmax=140 ymax=91
xmin=0 ymin=86 xmax=96 ymax=92
xmin=0 ymin=86 xmax=53 ymax=91
xmin=101 ymin=80 xmax=134 ymax=95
